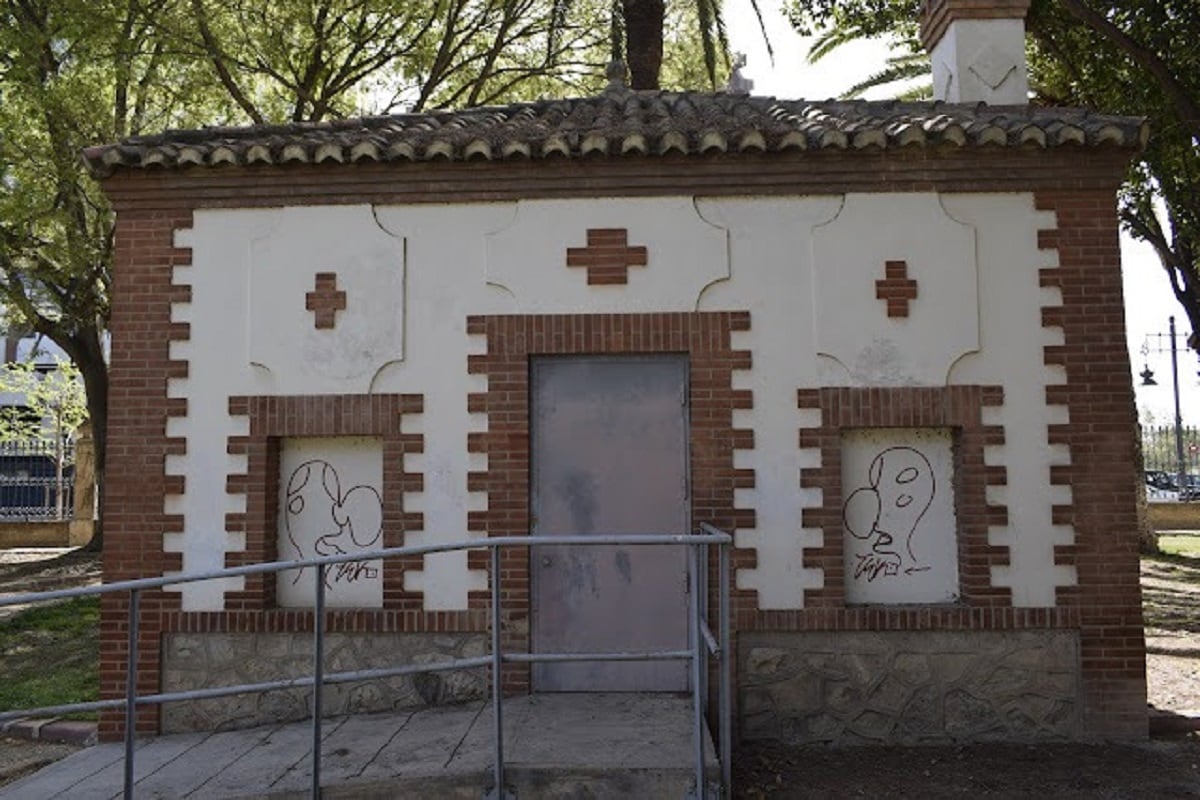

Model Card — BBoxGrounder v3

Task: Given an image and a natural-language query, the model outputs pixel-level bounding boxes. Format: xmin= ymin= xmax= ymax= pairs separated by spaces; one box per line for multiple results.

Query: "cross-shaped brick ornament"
xmin=566 ymin=228 xmax=648 ymax=285
xmin=875 ymin=260 xmax=918 ymax=318
xmin=305 ymin=272 xmax=347 ymax=329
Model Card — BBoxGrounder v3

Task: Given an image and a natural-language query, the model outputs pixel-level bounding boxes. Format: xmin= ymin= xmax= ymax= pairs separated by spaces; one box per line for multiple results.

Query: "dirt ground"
xmin=2 ymin=548 xmax=1200 ymax=797
xmin=733 ymin=738 xmax=1200 ymax=798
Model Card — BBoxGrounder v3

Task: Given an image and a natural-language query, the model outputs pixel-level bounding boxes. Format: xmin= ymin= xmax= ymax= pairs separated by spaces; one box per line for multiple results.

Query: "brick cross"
xmin=875 ymin=260 xmax=918 ymax=318
xmin=305 ymin=272 xmax=347 ymax=329
xmin=566 ymin=228 xmax=648 ymax=285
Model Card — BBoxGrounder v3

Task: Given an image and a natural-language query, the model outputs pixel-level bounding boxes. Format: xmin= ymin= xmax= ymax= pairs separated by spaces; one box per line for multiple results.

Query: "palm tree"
xmin=560 ymin=0 xmax=769 ymax=91
xmin=622 ymin=0 xmax=668 ymax=90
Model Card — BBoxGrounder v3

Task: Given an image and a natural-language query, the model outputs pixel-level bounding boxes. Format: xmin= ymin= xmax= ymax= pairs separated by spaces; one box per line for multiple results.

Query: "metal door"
xmin=530 ymin=355 xmax=690 ymax=692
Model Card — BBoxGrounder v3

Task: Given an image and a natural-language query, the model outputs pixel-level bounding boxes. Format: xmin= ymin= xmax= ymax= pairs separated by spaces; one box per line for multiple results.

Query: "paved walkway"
xmin=0 ymin=694 xmax=716 ymax=799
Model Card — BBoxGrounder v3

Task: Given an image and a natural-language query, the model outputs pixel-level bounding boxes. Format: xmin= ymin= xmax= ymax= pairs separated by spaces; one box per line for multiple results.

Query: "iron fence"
xmin=0 ymin=526 xmax=733 ymax=800
xmin=0 ymin=439 xmax=74 ymax=520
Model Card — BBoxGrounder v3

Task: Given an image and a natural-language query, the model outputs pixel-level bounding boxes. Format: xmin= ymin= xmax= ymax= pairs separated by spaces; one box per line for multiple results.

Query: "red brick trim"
xmin=796 ymin=385 xmax=1009 ymax=613
xmin=919 ymin=0 xmax=1031 ymax=51
xmin=876 ymin=259 xmax=919 ymax=318
xmin=162 ymin=609 xmax=487 ymax=634
xmin=1034 ymin=190 xmax=1145 ymax=738
xmin=1038 ymin=231 xmax=1077 ymax=603
xmin=565 ymin=228 xmax=648 ymax=285
xmin=304 ymin=272 xmax=347 ymax=329
xmin=743 ymin=605 xmax=1079 ymax=632
xmin=99 ymin=149 xmax=1134 ymax=216
xmin=465 ymin=312 xmax=755 ymax=692
xmin=100 ymin=209 xmax=195 ymax=740
xmin=222 ymin=393 xmax=426 ymax=612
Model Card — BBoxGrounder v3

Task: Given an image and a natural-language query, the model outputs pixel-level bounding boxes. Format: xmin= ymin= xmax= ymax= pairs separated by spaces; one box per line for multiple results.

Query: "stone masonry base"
xmin=161 ymin=632 xmax=487 ymax=733
xmin=739 ymin=630 xmax=1080 ymax=745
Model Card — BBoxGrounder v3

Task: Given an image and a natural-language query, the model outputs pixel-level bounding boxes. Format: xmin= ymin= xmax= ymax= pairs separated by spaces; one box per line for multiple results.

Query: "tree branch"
xmin=1058 ymin=0 xmax=1199 ymax=139
xmin=189 ymin=0 xmax=265 ymax=125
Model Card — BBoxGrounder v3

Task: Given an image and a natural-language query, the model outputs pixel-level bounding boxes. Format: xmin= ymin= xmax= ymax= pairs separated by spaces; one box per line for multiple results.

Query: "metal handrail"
xmin=0 ymin=529 xmax=733 ymax=799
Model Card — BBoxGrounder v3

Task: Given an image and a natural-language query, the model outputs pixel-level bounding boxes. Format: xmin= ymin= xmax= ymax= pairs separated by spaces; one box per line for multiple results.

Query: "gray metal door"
xmin=531 ymin=355 xmax=690 ymax=692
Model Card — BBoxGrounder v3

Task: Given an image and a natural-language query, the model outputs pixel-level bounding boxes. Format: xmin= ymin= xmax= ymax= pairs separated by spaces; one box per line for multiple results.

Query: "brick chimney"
xmin=920 ymin=0 xmax=1031 ymax=104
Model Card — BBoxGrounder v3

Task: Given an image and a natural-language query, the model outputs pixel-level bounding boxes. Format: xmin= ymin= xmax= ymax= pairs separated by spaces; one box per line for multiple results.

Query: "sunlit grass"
xmin=1158 ymin=535 xmax=1200 ymax=558
xmin=0 ymin=596 xmax=99 ymax=718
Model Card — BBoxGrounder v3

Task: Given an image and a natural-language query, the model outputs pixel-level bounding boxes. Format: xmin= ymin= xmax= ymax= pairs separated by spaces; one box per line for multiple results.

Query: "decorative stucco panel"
xmin=812 ymin=192 xmax=979 ymax=387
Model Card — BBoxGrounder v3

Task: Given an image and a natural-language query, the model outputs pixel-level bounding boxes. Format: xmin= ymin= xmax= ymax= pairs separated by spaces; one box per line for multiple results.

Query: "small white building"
xmin=88 ymin=0 xmax=1149 ymax=745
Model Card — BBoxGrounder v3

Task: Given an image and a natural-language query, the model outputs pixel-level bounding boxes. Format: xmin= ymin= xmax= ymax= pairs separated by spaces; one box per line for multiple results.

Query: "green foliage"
xmin=0 ymin=596 xmax=99 ymax=716
xmin=556 ymin=0 xmax=766 ymax=91
xmin=788 ymin=0 xmax=917 ymax=40
xmin=0 ymin=0 xmax=237 ymax=477
xmin=171 ymin=0 xmax=615 ymax=119
xmin=1024 ymin=2 xmax=1200 ymax=340
xmin=0 ymin=357 xmax=88 ymax=443
xmin=660 ymin=1 xmax=730 ymax=91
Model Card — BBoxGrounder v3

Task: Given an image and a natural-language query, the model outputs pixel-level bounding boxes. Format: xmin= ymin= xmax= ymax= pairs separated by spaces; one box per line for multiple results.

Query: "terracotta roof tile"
xmin=82 ymin=87 xmax=1148 ymax=177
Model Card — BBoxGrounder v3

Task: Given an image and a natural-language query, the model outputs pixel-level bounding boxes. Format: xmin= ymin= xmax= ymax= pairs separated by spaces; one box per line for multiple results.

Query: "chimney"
xmin=920 ymin=0 xmax=1031 ymax=104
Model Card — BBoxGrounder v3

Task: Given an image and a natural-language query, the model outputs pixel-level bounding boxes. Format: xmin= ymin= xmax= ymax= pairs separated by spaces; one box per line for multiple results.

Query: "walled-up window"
xmin=841 ymin=427 xmax=959 ymax=604
xmin=276 ymin=436 xmax=384 ymax=608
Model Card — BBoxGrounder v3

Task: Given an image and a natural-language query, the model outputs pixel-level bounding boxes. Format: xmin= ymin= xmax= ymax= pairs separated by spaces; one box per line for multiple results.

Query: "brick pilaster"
xmin=1035 ymin=190 xmax=1146 ymax=738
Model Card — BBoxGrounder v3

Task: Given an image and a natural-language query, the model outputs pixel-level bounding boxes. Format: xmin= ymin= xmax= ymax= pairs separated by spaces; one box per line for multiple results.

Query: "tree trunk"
xmin=50 ymin=326 xmax=108 ymax=550
xmin=621 ymin=0 xmax=665 ymax=90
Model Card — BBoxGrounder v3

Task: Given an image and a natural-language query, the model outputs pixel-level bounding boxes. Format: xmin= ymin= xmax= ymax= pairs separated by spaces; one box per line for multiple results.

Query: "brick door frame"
xmin=465 ymin=312 xmax=757 ymax=693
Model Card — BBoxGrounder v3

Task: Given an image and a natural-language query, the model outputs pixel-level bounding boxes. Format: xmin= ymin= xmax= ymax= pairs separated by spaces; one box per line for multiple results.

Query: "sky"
xmin=722 ymin=1 xmax=1196 ymax=427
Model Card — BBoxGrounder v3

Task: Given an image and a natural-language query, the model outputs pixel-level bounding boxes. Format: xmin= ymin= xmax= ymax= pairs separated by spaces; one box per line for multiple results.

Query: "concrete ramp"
xmin=1 ymin=694 xmax=718 ymax=799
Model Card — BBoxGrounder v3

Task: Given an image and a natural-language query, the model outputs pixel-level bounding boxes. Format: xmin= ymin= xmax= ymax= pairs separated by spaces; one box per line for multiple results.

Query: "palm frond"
xmin=807 ymin=27 xmax=865 ymax=64
xmin=840 ymin=58 xmax=930 ymax=99
xmin=695 ymin=0 xmax=724 ymax=90
xmin=746 ymin=0 xmax=773 ymax=64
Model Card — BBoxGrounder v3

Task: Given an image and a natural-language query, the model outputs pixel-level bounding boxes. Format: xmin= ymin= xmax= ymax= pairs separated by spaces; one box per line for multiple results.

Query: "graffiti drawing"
xmin=842 ymin=446 xmax=936 ymax=581
xmin=283 ymin=459 xmax=383 ymax=587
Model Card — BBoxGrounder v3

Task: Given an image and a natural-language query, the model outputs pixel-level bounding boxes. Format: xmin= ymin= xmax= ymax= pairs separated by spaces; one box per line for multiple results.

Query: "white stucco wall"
xmin=168 ymin=191 xmax=1070 ymax=612
xmin=930 ymin=18 xmax=1031 ymax=104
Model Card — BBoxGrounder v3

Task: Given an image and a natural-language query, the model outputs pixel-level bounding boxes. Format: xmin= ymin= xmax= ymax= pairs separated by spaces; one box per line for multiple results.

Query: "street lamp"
xmin=1140 ymin=315 xmax=1189 ymax=498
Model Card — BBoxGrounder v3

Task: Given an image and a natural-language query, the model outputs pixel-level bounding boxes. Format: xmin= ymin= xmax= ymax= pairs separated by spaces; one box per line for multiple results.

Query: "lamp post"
xmin=1139 ymin=315 xmax=1188 ymax=498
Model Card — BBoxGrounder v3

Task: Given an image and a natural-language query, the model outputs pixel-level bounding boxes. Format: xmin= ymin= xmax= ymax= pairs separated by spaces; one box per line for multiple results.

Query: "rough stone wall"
xmin=161 ymin=632 xmax=487 ymax=733
xmin=740 ymin=631 xmax=1079 ymax=745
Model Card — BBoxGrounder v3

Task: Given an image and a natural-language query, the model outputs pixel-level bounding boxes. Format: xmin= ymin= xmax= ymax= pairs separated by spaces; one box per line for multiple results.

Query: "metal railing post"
xmin=123 ymin=588 xmax=140 ymax=800
xmin=312 ymin=565 xmax=326 ymax=799
xmin=718 ymin=539 xmax=732 ymax=799
xmin=0 ymin=529 xmax=736 ymax=800
xmin=699 ymin=541 xmax=709 ymax=717
xmin=490 ymin=546 xmax=506 ymax=799
xmin=689 ymin=542 xmax=705 ymax=798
